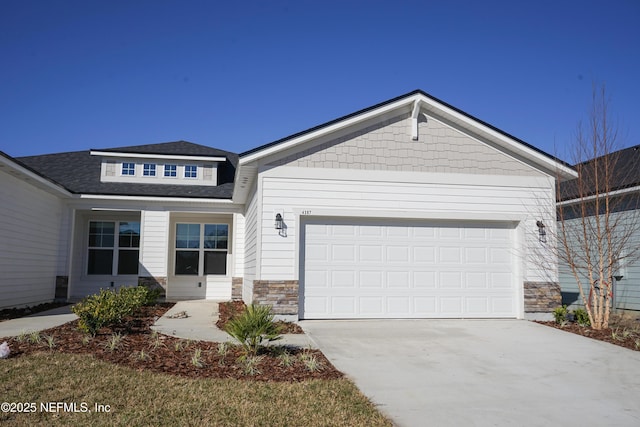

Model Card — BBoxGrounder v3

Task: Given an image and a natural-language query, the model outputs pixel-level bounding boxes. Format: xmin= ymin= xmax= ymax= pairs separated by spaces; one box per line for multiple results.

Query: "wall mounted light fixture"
xmin=275 ymin=213 xmax=283 ymax=230
xmin=536 ymin=221 xmax=546 ymax=243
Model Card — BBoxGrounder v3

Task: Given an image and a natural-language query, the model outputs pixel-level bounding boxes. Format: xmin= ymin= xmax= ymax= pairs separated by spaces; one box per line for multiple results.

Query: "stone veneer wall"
xmin=138 ymin=276 xmax=168 ymax=297
xmin=524 ymin=282 xmax=561 ymax=313
xmin=231 ymin=277 xmax=243 ymax=300
xmin=253 ymin=280 xmax=298 ymax=315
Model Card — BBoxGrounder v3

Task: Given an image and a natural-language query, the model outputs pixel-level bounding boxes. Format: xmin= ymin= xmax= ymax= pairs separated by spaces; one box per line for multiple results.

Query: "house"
xmin=0 ymin=90 xmax=577 ymax=319
xmin=558 ymin=145 xmax=640 ymax=312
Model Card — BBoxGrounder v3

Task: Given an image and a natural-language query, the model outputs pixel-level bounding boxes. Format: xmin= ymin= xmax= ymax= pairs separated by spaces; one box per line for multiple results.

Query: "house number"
xmin=301 ymin=210 xmax=312 ymax=215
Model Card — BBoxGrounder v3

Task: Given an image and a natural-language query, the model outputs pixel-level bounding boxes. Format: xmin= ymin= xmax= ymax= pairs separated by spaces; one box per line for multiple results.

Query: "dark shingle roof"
xmin=18 ymin=141 xmax=237 ymax=199
xmin=559 ymin=144 xmax=640 ymax=201
xmin=95 ymin=140 xmax=237 ymax=160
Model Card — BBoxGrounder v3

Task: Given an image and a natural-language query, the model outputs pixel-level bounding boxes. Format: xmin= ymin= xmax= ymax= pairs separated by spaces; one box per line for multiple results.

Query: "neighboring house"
xmin=558 ymin=145 xmax=640 ymax=312
xmin=0 ymin=90 xmax=577 ymax=319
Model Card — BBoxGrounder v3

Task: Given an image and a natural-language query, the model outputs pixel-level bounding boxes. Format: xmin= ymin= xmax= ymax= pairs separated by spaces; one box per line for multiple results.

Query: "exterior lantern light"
xmin=536 ymin=221 xmax=546 ymax=243
xmin=275 ymin=213 xmax=284 ymax=230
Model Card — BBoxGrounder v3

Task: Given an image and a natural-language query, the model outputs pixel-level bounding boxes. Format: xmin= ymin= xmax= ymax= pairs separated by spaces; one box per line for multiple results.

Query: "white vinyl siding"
xmin=140 ymin=211 xmax=170 ymax=278
xmin=242 ymin=183 xmax=259 ymax=302
xmin=258 ymin=169 xmax=555 ymax=286
xmin=0 ymin=170 xmax=64 ymax=308
xmin=233 ymin=212 xmax=245 ymax=279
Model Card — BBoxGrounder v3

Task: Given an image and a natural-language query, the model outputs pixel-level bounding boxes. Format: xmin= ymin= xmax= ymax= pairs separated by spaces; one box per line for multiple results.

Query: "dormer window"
xmin=185 ymin=165 xmax=198 ymax=178
xmin=122 ymin=162 xmax=135 ymax=176
xmin=143 ymin=163 xmax=156 ymax=177
xmin=164 ymin=165 xmax=177 ymax=177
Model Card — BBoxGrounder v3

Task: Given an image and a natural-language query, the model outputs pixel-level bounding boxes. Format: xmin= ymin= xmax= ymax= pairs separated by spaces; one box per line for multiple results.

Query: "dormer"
xmin=91 ymin=150 xmax=226 ymax=187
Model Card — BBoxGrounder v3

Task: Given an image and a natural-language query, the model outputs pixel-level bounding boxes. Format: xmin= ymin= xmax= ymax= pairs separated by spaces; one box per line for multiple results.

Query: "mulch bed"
xmin=0 ymin=304 xmax=342 ymax=382
xmin=0 ymin=302 xmax=70 ymax=322
xmin=216 ymin=300 xmax=304 ymax=334
xmin=537 ymin=321 xmax=640 ymax=352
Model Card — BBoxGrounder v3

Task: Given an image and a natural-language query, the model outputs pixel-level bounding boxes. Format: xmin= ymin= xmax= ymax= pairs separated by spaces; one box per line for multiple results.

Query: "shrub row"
xmin=72 ymin=286 xmax=160 ymax=336
xmin=553 ymin=305 xmax=591 ymax=326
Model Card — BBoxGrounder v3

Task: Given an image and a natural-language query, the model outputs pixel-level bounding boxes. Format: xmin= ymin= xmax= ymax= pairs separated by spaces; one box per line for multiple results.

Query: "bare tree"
xmin=556 ymin=84 xmax=640 ymax=329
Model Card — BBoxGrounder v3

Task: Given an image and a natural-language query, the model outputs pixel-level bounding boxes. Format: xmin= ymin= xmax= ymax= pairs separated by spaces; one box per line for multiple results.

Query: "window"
xmin=88 ymin=221 xmax=140 ymax=275
xmin=175 ymin=223 xmax=228 ymax=275
xmin=164 ymin=164 xmax=177 ymax=177
xmin=122 ymin=162 xmax=136 ymax=176
xmin=143 ymin=163 xmax=156 ymax=176
xmin=184 ymin=165 xmax=197 ymax=178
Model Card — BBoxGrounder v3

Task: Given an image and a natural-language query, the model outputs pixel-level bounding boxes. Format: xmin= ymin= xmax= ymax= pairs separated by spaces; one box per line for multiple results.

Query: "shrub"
xmin=552 ymin=305 xmax=568 ymax=325
xmin=573 ymin=308 xmax=591 ymax=326
xmin=72 ymin=286 xmax=154 ymax=336
xmin=225 ymin=303 xmax=282 ymax=356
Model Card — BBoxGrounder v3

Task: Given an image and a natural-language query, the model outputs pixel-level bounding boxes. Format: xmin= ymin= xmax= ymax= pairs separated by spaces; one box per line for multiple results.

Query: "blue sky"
xmin=1 ymin=0 xmax=638 ymax=161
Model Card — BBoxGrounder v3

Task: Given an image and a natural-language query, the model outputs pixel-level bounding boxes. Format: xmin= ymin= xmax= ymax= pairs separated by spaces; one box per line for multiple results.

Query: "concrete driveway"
xmin=301 ymin=319 xmax=640 ymax=427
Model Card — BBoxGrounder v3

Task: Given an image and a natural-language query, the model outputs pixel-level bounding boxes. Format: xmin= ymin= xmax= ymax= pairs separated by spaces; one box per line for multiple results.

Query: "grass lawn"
xmin=1 ymin=352 xmax=392 ymax=426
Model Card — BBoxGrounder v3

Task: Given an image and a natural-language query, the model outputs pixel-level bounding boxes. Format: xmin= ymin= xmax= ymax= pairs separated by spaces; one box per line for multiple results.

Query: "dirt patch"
xmin=1 ymin=304 xmax=342 ymax=382
xmin=216 ymin=301 xmax=304 ymax=334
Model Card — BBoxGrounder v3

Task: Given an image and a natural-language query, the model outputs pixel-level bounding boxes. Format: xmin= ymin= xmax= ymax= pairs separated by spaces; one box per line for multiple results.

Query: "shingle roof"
xmin=18 ymin=141 xmax=237 ymax=199
xmin=559 ymin=144 xmax=640 ymax=201
xmin=95 ymin=140 xmax=236 ymax=160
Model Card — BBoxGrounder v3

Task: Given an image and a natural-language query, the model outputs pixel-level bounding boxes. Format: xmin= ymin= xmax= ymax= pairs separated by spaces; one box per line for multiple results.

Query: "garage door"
xmin=301 ymin=219 xmax=516 ymax=319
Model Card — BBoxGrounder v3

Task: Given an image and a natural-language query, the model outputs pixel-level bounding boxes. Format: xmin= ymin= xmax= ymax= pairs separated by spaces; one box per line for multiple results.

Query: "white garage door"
xmin=301 ymin=219 xmax=516 ymax=319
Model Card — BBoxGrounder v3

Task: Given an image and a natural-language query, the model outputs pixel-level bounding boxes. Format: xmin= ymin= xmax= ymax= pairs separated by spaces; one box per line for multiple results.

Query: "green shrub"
xmin=72 ymin=286 xmax=154 ymax=336
xmin=224 ymin=303 xmax=282 ymax=356
xmin=573 ymin=308 xmax=591 ymax=326
xmin=552 ymin=305 xmax=568 ymax=325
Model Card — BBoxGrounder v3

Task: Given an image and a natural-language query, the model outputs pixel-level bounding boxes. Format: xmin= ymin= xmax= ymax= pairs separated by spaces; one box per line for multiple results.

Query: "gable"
xmin=267 ymin=113 xmax=544 ymax=177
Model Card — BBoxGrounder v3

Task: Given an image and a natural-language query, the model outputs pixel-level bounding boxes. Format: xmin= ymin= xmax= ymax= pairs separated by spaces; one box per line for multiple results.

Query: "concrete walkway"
xmin=0 ymin=300 xmax=314 ymax=349
xmin=301 ymin=319 xmax=640 ymax=427
xmin=151 ymin=300 xmax=315 ymax=348
xmin=0 ymin=305 xmax=77 ymax=338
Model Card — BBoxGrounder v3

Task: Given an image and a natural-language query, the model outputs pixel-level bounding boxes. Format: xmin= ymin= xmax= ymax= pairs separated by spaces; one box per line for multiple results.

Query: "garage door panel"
xmin=491 ymin=272 xmax=513 ymax=289
xmin=440 ymin=297 xmax=464 ymax=315
xmin=331 ymin=270 xmax=356 ymax=288
xmin=440 ymin=272 xmax=463 ymax=288
xmin=387 ymin=297 xmax=411 ymax=315
xmin=492 ymin=297 xmax=515 ymax=314
xmin=359 ymin=245 xmax=383 ymax=262
xmin=439 ymin=247 xmax=462 ymax=263
xmin=465 ymin=247 xmax=487 ymax=263
xmin=490 ymin=248 xmax=511 ymax=264
xmin=306 ymin=243 xmax=328 ymax=262
xmin=413 ymin=227 xmax=436 ymax=238
xmin=439 ymin=228 xmax=462 ymax=239
xmin=360 ymin=297 xmax=384 ymax=315
xmin=331 ymin=244 xmax=356 ymax=262
xmin=305 ymin=296 xmax=328 ymax=315
xmin=302 ymin=220 xmax=516 ymax=319
xmin=387 ymin=246 xmax=410 ymax=262
xmin=387 ymin=271 xmax=410 ymax=288
xmin=466 ymin=297 xmax=490 ymax=314
xmin=414 ymin=297 xmax=437 ymax=314
xmin=360 ymin=226 xmax=383 ymax=237
xmin=414 ymin=246 xmax=436 ymax=263
xmin=360 ymin=271 xmax=384 ymax=288
xmin=414 ymin=271 xmax=436 ymax=288
xmin=466 ymin=272 xmax=488 ymax=288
